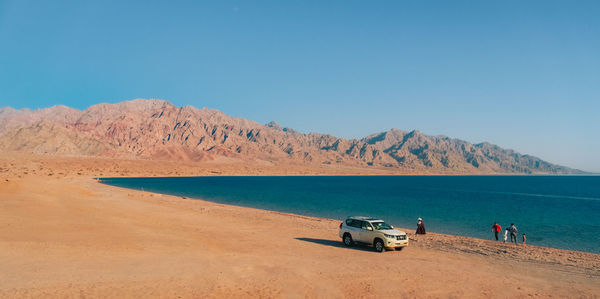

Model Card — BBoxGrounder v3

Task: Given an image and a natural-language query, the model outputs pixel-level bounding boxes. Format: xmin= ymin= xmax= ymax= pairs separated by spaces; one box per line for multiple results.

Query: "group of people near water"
xmin=414 ymin=218 xmax=527 ymax=245
xmin=491 ymin=222 xmax=526 ymax=244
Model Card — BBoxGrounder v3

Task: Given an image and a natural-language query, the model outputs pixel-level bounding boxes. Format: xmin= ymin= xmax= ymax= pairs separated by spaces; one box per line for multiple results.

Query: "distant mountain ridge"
xmin=0 ymin=99 xmax=582 ymax=174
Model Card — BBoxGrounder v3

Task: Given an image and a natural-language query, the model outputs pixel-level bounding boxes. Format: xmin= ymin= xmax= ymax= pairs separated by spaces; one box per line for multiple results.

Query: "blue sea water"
xmin=99 ymin=175 xmax=600 ymax=253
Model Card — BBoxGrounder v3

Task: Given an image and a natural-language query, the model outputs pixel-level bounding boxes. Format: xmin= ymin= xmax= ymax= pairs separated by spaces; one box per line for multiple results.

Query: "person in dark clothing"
xmin=491 ymin=222 xmax=502 ymax=241
xmin=508 ymin=223 xmax=518 ymax=244
xmin=416 ymin=218 xmax=426 ymax=235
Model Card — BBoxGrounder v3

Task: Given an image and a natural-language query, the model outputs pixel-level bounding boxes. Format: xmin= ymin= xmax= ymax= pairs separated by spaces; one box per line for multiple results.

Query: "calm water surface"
xmin=99 ymin=176 xmax=600 ymax=253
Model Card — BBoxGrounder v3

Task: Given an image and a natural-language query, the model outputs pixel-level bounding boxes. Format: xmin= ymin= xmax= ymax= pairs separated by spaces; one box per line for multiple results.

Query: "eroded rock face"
xmin=0 ymin=99 xmax=581 ymax=174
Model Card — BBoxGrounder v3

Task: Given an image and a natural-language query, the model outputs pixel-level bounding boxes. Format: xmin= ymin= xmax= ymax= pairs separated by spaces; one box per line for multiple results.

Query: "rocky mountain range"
xmin=0 ymin=99 xmax=581 ymax=174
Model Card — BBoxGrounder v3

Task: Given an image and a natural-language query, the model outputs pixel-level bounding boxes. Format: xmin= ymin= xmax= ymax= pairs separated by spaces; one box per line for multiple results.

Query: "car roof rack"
xmin=347 ymin=216 xmax=382 ymax=221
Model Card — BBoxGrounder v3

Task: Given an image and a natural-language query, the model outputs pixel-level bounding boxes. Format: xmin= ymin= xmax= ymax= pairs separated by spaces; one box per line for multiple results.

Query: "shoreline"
xmin=97 ymin=176 xmax=600 ymax=255
xmin=97 ymin=178 xmax=600 ymax=262
xmin=1 ymin=153 xmax=599 ymax=297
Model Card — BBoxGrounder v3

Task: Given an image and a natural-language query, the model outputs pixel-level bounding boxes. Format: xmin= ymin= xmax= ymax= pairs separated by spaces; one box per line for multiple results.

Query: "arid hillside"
xmin=0 ymin=99 xmax=581 ymax=174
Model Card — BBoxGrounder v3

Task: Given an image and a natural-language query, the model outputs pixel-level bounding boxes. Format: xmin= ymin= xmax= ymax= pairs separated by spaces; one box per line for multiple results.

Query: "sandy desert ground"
xmin=0 ymin=153 xmax=598 ymax=298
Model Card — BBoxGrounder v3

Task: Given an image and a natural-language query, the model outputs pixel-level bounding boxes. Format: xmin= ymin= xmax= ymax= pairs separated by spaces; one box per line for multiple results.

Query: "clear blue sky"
xmin=1 ymin=1 xmax=598 ymax=172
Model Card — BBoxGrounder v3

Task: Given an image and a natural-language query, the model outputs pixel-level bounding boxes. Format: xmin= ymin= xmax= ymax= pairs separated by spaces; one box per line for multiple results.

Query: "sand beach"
xmin=0 ymin=153 xmax=598 ymax=298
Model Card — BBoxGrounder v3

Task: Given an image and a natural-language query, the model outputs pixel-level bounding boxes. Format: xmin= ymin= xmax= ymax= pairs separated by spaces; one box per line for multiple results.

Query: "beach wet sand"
xmin=0 ymin=153 xmax=598 ymax=298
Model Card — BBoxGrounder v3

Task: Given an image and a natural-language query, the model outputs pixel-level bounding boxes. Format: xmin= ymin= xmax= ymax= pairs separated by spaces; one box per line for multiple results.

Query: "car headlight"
xmin=384 ymin=234 xmax=396 ymax=239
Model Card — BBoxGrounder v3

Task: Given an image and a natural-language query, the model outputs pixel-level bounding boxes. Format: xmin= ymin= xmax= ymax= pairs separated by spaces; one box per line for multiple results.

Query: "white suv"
xmin=339 ymin=216 xmax=409 ymax=252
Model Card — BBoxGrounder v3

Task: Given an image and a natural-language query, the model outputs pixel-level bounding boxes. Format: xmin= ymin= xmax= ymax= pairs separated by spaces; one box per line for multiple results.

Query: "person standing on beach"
xmin=509 ymin=223 xmax=518 ymax=244
xmin=491 ymin=222 xmax=502 ymax=241
xmin=416 ymin=218 xmax=426 ymax=235
xmin=522 ymin=233 xmax=527 ymax=245
xmin=503 ymin=228 xmax=508 ymax=243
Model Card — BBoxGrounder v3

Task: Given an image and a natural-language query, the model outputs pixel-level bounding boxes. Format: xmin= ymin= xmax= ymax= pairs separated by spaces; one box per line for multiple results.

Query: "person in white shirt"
xmin=508 ymin=223 xmax=518 ymax=244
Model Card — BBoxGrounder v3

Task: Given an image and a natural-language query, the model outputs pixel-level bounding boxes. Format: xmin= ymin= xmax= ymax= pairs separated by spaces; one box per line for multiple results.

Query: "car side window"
xmin=357 ymin=220 xmax=365 ymax=228
xmin=350 ymin=220 xmax=362 ymax=228
xmin=361 ymin=221 xmax=368 ymax=230
xmin=346 ymin=219 xmax=353 ymax=226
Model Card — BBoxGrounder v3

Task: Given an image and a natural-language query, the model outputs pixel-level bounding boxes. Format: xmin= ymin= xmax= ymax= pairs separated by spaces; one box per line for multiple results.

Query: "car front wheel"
xmin=343 ymin=233 xmax=353 ymax=247
xmin=374 ymin=239 xmax=385 ymax=252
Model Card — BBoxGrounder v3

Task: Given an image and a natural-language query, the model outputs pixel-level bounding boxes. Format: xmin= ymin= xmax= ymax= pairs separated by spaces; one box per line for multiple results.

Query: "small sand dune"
xmin=0 ymin=153 xmax=598 ymax=298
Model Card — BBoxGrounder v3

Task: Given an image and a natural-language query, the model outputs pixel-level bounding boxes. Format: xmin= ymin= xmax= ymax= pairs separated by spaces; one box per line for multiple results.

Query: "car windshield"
xmin=371 ymin=221 xmax=393 ymax=230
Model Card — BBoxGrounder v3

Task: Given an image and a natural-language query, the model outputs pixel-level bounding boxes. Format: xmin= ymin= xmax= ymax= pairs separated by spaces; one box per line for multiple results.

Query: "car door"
xmin=359 ymin=221 xmax=374 ymax=243
xmin=348 ymin=220 xmax=364 ymax=243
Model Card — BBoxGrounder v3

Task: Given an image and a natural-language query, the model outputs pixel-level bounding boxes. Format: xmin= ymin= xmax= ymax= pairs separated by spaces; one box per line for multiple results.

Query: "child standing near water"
xmin=503 ymin=228 xmax=508 ymax=243
xmin=522 ymin=233 xmax=527 ymax=245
